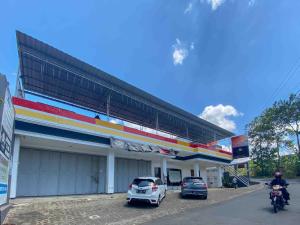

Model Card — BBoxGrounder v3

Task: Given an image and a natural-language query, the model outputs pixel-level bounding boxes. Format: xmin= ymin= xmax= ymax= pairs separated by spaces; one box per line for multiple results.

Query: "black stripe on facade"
xmin=175 ymin=154 xmax=231 ymax=164
xmin=15 ymin=120 xmax=111 ymax=146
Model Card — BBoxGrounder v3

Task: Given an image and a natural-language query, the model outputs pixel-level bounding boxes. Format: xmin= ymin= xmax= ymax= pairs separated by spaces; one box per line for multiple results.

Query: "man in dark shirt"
xmin=270 ymin=171 xmax=290 ymax=204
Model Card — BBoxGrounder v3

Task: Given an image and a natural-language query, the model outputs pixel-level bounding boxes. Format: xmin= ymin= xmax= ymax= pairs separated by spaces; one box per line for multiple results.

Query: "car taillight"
xmin=129 ymin=183 xmax=132 ymax=190
xmin=181 ymin=182 xmax=188 ymax=187
xmin=152 ymin=184 xmax=158 ymax=192
xmin=203 ymin=183 xmax=208 ymax=188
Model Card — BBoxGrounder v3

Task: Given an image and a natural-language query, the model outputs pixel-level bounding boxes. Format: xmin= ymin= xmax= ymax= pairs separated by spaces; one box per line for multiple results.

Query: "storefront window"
xmin=154 ymin=167 xmax=161 ymax=178
xmin=191 ymin=169 xmax=194 ymax=176
xmin=167 ymin=169 xmax=182 ymax=186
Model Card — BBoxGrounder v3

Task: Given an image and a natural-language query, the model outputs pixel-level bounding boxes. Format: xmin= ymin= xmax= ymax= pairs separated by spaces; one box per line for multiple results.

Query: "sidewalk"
xmin=4 ymin=184 xmax=263 ymax=225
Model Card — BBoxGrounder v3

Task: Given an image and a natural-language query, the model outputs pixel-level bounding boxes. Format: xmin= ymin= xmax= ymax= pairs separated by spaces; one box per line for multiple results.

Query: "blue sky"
xmin=1 ymin=0 xmax=300 ymax=135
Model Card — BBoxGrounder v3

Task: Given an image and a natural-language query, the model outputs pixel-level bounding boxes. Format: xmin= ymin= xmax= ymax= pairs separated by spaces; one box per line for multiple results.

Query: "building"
xmin=10 ymin=31 xmax=234 ymax=198
xmin=0 ymin=74 xmax=14 ymax=223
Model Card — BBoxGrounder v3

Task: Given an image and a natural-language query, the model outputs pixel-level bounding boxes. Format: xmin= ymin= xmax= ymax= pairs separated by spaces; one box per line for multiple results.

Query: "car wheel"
xmin=155 ymin=196 xmax=161 ymax=207
xmin=202 ymin=195 xmax=207 ymax=200
xmin=164 ymin=190 xmax=167 ymax=198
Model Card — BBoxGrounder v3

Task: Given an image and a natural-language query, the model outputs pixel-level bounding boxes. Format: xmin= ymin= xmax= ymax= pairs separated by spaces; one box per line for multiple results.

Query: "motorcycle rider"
xmin=270 ymin=171 xmax=290 ymax=205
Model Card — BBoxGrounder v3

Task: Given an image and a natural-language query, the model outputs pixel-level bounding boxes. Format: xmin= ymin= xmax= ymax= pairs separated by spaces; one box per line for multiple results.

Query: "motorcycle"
xmin=265 ymin=183 xmax=289 ymax=213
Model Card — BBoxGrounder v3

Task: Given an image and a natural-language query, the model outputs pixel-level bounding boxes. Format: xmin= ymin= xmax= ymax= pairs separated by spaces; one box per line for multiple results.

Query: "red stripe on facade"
xmin=12 ymin=97 xmax=96 ymax=124
xmin=218 ymin=150 xmax=233 ymax=156
xmin=190 ymin=143 xmax=209 ymax=149
xmin=190 ymin=143 xmax=232 ymax=155
xmin=123 ymin=126 xmax=178 ymax=144
xmin=13 ymin=97 xmax=232 ymax=156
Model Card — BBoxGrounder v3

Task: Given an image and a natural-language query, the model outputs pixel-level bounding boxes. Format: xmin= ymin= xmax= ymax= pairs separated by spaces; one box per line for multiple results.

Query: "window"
xmin=183 ymin=177 xmax=203 ymax=183
xmin=191 ymin=169 xmax=194 ymax=176
xmin=167 ymin=169 xmax=182 ymax=186
xmin=156 ymin=179 xmax=163 ymax=185
xmin=132 ymin=179 xmax=154 ymax=187
xmin=154 ymin=167 xmax=161 ymax=178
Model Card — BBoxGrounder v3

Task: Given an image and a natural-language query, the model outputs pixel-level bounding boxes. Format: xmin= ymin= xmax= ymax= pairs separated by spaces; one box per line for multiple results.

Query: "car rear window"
xmin=183 ymin=177 xmax=203 ymax=183
xmin=132 ymin=179 xmax=154 ymax=187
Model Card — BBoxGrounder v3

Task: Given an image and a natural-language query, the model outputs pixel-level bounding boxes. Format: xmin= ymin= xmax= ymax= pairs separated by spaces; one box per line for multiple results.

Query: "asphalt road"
xmin=143 ymin=182 xmax=300 ymax=225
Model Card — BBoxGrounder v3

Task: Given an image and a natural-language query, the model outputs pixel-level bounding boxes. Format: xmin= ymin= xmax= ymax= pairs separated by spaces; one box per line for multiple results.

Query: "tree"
xmin=274 ymin=94 xmax=300 ymax=175
xmin=248 ymin=114 xmax=277 ymax=176
xmin=274 ymin=94 xmax=300 ymax=158
xmin=247 ymin=93 xmax=300 ymax=177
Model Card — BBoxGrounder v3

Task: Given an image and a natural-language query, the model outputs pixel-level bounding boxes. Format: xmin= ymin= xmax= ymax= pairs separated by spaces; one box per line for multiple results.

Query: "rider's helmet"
xmin=274 ymin=171 xmax=282 ymax=178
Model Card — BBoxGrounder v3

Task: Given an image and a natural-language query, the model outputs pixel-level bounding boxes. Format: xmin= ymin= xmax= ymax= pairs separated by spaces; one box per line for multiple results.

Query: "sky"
xmin=1 ymin=0 xmax=300 ymax=135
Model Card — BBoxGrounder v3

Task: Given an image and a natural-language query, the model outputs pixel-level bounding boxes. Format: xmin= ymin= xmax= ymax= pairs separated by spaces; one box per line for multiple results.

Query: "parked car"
xmin=181 ymin=177 xmax=208 ymax=199
xmin=127 ymin=177 xmax=167 ymax=206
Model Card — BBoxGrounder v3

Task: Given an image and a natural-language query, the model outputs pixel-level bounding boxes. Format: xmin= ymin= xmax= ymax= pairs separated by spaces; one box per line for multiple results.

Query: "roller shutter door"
xmin=17 ymin=148 xmax=106 ymax=196
xmin=114 ymin=158 xmax=151 ymax=192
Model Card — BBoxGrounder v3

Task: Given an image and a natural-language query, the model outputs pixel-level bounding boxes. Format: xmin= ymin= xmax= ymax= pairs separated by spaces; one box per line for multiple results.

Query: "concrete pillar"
xmin=193 ymin=162 xmax=200 ymax=177
xmin=106 ymin=150 xmax=115 ymax=193
xmin=161 ymin=158 xmax=167 ymax=184
xmin=217 ymin=166 xmax=224 ymax=188
xmin=201 ymin=168 xmax=208 ymax=183
xmin=10 ymin=136 xmax=20 ymax=198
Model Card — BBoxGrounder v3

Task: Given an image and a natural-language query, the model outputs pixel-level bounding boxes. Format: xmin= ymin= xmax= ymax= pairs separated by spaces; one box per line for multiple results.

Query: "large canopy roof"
xmin=16 ymin=31 xmax=234 ymax=144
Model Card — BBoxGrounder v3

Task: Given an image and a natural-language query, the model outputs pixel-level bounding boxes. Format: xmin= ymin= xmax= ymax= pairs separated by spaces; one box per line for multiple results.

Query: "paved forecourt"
xmin=4 ymin=185 xmax=262 ymax=225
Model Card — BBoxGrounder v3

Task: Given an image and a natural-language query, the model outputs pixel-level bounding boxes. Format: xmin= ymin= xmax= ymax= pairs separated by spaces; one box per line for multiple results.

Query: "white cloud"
xmin=190 ymin=42 xmax=195 ymax=50
xmin=248 ymin=0 xmax=255 ymax=7
xmin=172 ymin=38 xmax=194 ymax=65
xmin=199 ymin=104 xmax=243 ymax=131
xmin=207 ymin=0 xmax=225 ymax=10
xmin=184 ymin=2 xmax=193 ymax=14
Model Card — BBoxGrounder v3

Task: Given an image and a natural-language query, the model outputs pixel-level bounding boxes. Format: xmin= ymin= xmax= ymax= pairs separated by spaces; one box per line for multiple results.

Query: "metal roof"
xmin=16 ymin=31 xmax=234 ymax=143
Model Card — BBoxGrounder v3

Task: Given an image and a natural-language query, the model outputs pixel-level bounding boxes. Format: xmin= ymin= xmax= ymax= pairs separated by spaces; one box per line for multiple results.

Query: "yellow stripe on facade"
xmin=95 ymin=118 xmax=123 ymax=130
xmin=15 ymin=107 xmax=232 ymax=160
xmin=177 ymin=140 xmax=190 ymax=147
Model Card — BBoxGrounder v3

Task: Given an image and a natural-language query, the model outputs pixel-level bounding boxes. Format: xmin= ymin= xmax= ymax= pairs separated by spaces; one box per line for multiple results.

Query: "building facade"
xmin=9 ymin=31 xmax=234 ymax=198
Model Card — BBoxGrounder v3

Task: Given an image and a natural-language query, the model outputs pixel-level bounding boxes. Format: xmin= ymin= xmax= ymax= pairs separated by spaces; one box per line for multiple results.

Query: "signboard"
xmin=0 ymin=75 xmax=14 ymax=206
xmin=231 ymin=135 xmax=249 ymax=159
xmin=110 ymin=137 xmax=178 ymax=157
xmin=0 ymin=153 xmax=9 ymax=205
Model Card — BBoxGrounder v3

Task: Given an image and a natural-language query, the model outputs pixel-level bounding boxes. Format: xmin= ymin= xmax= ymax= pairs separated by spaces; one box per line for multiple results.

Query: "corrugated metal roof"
xmin=16 ymin=31 xmax=234 ymax=144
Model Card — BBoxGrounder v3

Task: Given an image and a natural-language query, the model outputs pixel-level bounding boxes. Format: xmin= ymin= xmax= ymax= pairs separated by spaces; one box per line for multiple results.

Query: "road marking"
xmin=89 ymin=215 xmax=100 ymax=220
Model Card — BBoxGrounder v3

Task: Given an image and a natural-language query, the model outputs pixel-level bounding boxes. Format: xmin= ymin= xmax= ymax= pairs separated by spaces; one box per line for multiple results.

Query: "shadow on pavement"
xmin=123 ymin=201 xmax=157 ymax=209
xmin=179 ymin=193 xmax=207 ymax=200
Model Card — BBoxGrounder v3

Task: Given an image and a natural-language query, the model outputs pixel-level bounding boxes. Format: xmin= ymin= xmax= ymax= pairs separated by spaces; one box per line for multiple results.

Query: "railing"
xmin=223 ymin=165 xmax=250 ymax=187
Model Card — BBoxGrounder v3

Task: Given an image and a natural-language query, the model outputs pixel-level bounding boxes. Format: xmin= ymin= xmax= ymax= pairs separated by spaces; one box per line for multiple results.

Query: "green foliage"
xmin=247 ymin=93 xmax=300 ymax=177
xmin=280 ymin=154 xmax=299 ymax=178
xmin=222 ymin=171 xmax=232 ymax=187
xmin=222 ymin=172 xmax=237 ymax=188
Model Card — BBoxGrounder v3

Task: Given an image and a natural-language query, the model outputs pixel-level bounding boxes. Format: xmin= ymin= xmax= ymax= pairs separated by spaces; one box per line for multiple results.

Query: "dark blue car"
xmin=181 ymin=177 xmax=208 ymax=199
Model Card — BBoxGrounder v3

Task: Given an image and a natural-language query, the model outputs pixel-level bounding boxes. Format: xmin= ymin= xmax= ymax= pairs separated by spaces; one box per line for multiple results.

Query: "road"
xmin=143 ymin=182 xmax=300 ymax=225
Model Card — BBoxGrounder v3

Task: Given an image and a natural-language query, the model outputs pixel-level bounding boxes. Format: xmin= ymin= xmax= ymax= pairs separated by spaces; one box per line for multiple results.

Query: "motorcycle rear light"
xmin=129 ymin=183 xmax=132 ymax=190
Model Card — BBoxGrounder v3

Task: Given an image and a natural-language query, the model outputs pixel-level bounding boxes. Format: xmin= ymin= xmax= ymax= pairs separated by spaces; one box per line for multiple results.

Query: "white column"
xmin=161 ymin=158 xmax=167 ymax=184
xmin=217 ymin=166 xmax=224 ymax=187
xmin=10 ymin=136 xmax=20 ymax=198
xmin=201 ymin=167 xmax=208 ymax=183
xmin=193 ymin=162 xmax=200 ymax=177
xmin=106 ymin=150 xmax=115 ymax=194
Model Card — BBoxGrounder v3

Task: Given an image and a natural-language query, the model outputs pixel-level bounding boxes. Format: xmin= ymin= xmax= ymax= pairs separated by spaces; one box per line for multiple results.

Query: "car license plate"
xmin=137 ymin=190 xmax=146 ymax=194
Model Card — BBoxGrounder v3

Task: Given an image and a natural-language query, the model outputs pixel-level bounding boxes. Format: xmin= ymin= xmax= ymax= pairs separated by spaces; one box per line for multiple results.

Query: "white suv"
xmin=127 ymin=177 xmax=167 ymax=207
